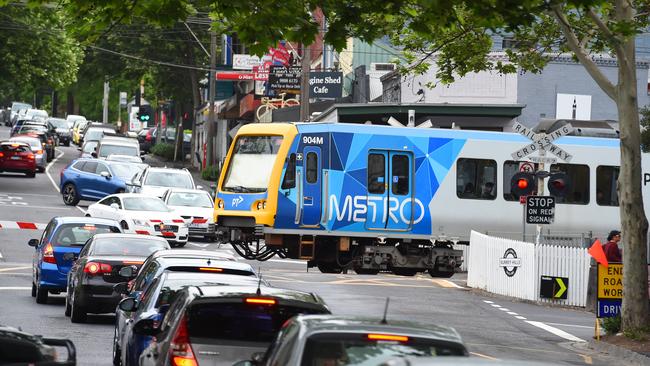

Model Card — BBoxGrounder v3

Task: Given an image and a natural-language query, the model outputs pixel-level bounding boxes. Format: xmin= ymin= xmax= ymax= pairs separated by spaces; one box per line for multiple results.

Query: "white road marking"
xmin=76 ymin=206 xmax=87 ymax=215
xmin=267 ymin=258 xmax=308 ymax=265
xmin=515 ymin=316 xmax=527 ymax=320
xmin=490 ymin=304 xmax=501 ymax=307
xmin=0 ymin=205 xmax=70 ymax=211
xmin=507 ymin=312 xmax=518 ymax=315
xmin=525 ymin=320 xmax=585 ymax=342
xmin=0 ymin=266 xmax=30 ymax=272
xmin=439 ymin=280 xmax=463 ymax=288
xmin=0 ymin=251 xmax=3 ymax=259
xmin=498 ymin=308 xmax=510 ymax=311
xmin=45 ymin=148 xmax=65 ymax=193
xmin=544 ymin=322 xmax=594 ymax=329
xmin=0 ymin=287 xmax=31 ymax=290
xmin=483 ymin=300 xmax=494 ymax=304
xmin=470 ymin=352 xmax=499 ymax=360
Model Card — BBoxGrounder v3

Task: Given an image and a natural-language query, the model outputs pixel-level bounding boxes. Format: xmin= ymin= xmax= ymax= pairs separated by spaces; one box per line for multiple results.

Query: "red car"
xmin=0 ymin=141 xmax=37 ymax=177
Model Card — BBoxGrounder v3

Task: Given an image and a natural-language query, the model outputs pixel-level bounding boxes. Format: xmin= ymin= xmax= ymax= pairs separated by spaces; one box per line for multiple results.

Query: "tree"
xmin=40 ymin=0 xmax=649 ymax=331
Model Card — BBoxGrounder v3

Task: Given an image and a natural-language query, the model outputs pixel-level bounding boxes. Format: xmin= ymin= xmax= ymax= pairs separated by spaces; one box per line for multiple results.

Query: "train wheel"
xmin=353 ymin=268 xmax=379 ymax=275
xmin=393 ymin=268 xmax=418 ymax=277
xmin=317 ymin=263 xmax=343 ymax=274
xmin=428 ymin=268 xmax=454 ymax=278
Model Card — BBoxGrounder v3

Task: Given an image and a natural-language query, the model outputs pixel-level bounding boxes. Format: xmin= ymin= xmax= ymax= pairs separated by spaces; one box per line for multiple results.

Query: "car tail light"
xmin=146 ymin=134 xmax=152 ymax=142
xmin=84 ymin=262 xmax=112 ymax=275
xmin=367 ymin=334 xmax=409 ymax=342
xmin=198 ymin=267 xmax=223 ymax=272
xmin=150 ymin=219 xmax=162 ymax=223
xmin=135 ymin=230 xmax=150 ymax=235
xmin=43 ymin=243 xmax=56 ymax=264
xmin=245 ymin=297 xmax=276 ymax=305
xmin=172 ymin=219 xmax=184 ymax=223
xmin=27 ymin=153 xmax=34 ymax=160
xmin=35 ymin=149 xmax=43 ymax=154
xmin=169 ymin=315 xmax=197 ymax=366
xmin=0 ymin=152 xmax=4 ymax=158
xmin=192 ymin=218 xmax=208 ymax=224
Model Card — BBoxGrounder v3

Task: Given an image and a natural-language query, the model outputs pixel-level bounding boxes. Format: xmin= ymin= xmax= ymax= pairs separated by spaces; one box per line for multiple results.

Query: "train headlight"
xmin=217 ymin=200 xmax=224 ymax=209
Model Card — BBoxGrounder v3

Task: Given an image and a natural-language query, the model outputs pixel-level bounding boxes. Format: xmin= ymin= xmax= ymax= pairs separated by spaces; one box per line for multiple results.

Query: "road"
xmin=0 ymin=124 xmax=623 ymax=365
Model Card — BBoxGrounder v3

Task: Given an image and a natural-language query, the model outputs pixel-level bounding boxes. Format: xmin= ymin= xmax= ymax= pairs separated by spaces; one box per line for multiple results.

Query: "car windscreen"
xmin=18 ymin=125 xmax=47 ymax=134
xmin=91 ymin=237 xmax=169 ymax=256
xmin=9 ymin=138 xmax=40 ymax=150
xmin=144 ymin=171 xmax=193 ymax=189
xmin=51 ymin=224 xmax=120 ymax=247
xmin=299 ymin=333 xmax=467 ymax=366
xmin=108 ymin=162 xmax=145 ymax=181
xmin=98 ymin=144 xmax=138 ymax=158
xmin=187 ymin=302 xmax=327 ymax=343
xmin=122 ymin=197 xmax=169 ymax=212
xmin=1 ymin=144 xmax=30 ymax=153
xmin=85 ymin=129 xmax=113 ymax=141
xmin=167 ymin=192 xmax=213 ymax=208
xmin=48 ymin=119 xmax=68 ymax=128
xmin=82 ymin=141 xmax=99 ymax=153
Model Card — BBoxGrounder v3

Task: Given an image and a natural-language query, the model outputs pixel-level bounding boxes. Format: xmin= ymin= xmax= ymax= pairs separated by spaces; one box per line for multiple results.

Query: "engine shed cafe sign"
xmin=309 ymin=72 xmax=343 ymax=99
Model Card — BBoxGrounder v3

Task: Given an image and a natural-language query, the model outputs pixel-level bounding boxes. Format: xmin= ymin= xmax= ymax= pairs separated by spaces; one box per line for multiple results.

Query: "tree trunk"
xmin=616 ymin=32 xmax=650 ymax=330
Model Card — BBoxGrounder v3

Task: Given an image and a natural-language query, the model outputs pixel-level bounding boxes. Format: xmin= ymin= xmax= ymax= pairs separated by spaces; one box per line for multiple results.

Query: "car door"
xmin=90 ymin=196 xmax=116 ymax=219
xmin=93 ymin=161 xmax=117 ymax=198
xmin=75 ymin=161 xmax=99 ymax=198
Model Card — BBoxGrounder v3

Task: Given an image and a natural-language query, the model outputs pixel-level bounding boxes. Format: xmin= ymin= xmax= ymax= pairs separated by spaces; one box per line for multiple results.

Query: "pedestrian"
xmin=602 ymin=230 xmax=622 ymax=263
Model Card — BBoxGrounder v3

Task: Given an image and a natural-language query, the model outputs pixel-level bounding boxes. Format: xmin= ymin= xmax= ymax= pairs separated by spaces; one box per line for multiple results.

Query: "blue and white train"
xmin=213 ymin=122 xmax=648 ymax=276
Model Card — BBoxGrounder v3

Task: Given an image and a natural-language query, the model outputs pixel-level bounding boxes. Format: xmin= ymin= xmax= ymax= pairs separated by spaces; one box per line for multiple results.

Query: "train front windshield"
xmin=222 ymin=135 xmax=284 ymax=193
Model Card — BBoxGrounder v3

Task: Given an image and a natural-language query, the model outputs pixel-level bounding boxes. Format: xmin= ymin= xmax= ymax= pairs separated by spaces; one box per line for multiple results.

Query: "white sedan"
xmin=162 ymin=188 xmax=216 ymax=241
xmin=87 ymin=193 xmax=189 ymax=247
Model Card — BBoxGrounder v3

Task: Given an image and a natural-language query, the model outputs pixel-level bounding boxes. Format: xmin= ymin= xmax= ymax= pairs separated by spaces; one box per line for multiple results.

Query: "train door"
xmin=365 ymin=150 xmax=414 ymax=230
xmin=301 ymin=146 xmax=322 ymax=226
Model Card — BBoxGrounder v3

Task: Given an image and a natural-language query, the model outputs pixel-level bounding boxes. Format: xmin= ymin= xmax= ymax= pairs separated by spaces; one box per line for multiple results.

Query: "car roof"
xmin=99 ymin=140 xmax=138 ymax=147
xmin=146 ymin=167 xmax=190 ymax=174
xmin=91 ymin=233 xmax=168 ymax=242
xmin=9 ymin=136 xmax=39 ymax=143
xmin=111 ymin=193 xmax=162 ymax=200
xmin=289 ymin=315 xmax=463 ymax=343
xmin=52 ymin=216 xmax=120 ymax=226
xmin=165 ymin=188 xmax=211 ymax=195
xmin=0 ymin=141 xmax=29 ymax=146
xmin=188 ymin=285 xmax=327 ymax=307
xmin=149 ymin=249 xmax=236 ymax=261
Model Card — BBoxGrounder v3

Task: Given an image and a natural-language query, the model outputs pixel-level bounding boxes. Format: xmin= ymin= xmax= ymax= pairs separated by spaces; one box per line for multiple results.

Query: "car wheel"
xmin=62 ymin=183 xmax=80 ymax=206
xmin=112 ymin=327 xmax=122 ymax=366
xmin=35 ymin=281 xmax=48 ymax=304
xmin=26 ymin=171 xmax=35 ymax=178
xmin=64 ymin=142 xmax=70 ymax=147
xmin=70 ymin=291 xmax=87 ymax=323
xmin=38 ymin=166 xmax=45 ymax=173
xmin=64 ymin=291 xmax=72 ymax=316
xmin=31 ymin=282 xmax=36 ymax=297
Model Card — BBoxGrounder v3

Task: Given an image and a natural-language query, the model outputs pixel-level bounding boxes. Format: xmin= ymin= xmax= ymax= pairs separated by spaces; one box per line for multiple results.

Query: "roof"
xmin=191 ymin=285 xmax=326 ymax=307
xmin=91 ymin=233 xmax=168 ymax=242
xmin=158 ymin=257 xmax=253 ymax=272
xmin=292 ymin=315 xmax=463 ymax=343
xmin=53 ymin=216 xmax=120 ymax=226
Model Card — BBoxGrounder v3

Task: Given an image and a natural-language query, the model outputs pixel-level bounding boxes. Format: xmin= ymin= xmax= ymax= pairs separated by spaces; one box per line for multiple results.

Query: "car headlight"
xmin=133 ymin=219 xmax=148 ymax=226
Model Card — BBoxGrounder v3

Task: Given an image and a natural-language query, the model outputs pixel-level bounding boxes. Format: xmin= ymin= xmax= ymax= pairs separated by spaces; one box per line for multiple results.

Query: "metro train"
xmin=213 ymin=122 xmax=650 ymax=276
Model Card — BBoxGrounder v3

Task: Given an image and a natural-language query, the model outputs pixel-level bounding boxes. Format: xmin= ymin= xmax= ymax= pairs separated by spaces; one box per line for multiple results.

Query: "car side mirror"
xmin=118 ymin=266 xmax=135 ymax=278
xmin=62 ymin=252 xmax=76 ymax=261
xmin=110 ymin=203 xmax=120 ymax=210
xmin=118 ymin=297 xmax=137 ymax=312
xmin=133 ymin=318 xmax=159 ymax=336
xmin=91 ymin=152 xmax=97 ymax=158
xmin=196 ymin=185 xmax=203 ymax=190
xmin=28 ymin=239 xmax=39 ymax=247
xmin=140 ymin=151 xmax=145 ymax=156
xmin=113 ymin=282 xmax=129 ymax=295
xmin=100 ymin=171 xmax=111 ymax=179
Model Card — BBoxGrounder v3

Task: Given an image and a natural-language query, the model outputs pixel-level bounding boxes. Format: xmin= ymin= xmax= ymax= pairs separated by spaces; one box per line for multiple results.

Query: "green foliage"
xmin=201 ymin=165 xmax=220 ymax=181
xmin=623 ymin=326 xmax=650 ymax=341
xmin=151 ymin=143 xmax=175 ymax=160
xmin=601 ymin=316 xmax=621 ymax=335
xmin=640 ymin=107 xmax=650 ymax=153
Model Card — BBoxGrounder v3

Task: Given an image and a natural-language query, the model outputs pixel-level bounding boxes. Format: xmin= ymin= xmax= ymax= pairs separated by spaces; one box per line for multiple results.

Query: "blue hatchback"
xmin=29 ymin=217 xmax=122 ymax=304
xmin=60 ymin=159 xmax=147 ymax=206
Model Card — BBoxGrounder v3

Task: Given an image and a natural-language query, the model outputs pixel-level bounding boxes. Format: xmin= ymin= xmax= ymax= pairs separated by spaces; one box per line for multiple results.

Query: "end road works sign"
xmin=597 ymin=263 xmax=623 ymax=318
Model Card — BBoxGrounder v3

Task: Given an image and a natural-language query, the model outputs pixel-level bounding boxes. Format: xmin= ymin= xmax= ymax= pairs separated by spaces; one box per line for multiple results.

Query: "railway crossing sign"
xmin=526 ymin=196 xmax=555 ymax=224
xmin=511 ymin=122 xmax=574 ymax=162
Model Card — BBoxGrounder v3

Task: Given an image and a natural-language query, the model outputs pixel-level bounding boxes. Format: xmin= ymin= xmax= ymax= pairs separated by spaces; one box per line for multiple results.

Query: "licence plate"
xmin=189 ymin=223 xmax=203 ymax=228
xmin=10 ymin=156 xmax=21 ymax=160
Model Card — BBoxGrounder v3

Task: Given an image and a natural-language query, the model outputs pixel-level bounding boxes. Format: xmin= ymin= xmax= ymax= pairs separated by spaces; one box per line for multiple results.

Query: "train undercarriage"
xmin=221 ymin=224 xmax=463 ymax=278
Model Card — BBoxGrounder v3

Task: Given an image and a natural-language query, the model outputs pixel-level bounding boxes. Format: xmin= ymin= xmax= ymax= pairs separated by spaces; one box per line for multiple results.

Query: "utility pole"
xmin=206 ymin=30 xmax=217 ymax=167
xmin=299 ymin=43 xmax=311 ymax=121
xmin=102 ymin=76 xmax=110 ymax=123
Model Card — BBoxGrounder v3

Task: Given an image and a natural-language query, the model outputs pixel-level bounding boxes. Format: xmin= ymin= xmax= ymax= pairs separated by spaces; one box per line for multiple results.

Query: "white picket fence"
xmin=452 ymin=244 xmax=470 ymax=272
xmin=467 ymin=230 xmax=590 ymax=307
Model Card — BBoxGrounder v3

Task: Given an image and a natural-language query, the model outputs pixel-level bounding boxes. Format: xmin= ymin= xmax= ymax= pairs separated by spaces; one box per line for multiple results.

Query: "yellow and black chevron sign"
xmin=540 ymin=276 xmax=568 ymax=299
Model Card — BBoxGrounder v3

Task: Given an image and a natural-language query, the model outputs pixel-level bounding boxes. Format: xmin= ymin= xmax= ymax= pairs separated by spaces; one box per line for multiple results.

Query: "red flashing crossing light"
xmin=547 ymin=172 xmax=571 ymax=197
xmin=510 ymin=172 xmax=536 ymax=198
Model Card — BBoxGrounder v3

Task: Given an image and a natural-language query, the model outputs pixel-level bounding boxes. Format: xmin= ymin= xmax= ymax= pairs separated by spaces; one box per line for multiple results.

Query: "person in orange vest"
xmin=602 ymin=230 xmax=622 ymax=263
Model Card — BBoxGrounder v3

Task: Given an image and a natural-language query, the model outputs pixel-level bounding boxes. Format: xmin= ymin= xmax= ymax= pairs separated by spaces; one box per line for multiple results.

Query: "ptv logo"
xmin=232 ymin=195 xmax=244 ymax=207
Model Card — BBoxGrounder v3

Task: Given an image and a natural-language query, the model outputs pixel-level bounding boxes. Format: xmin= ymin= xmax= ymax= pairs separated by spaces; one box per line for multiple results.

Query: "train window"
xmin=281 ymin=154 xmax=296 ymax=189
xmin=503 ymin=161 xmax=539 ymax=201
xmin=391 ymin=154 xmax=410 ymax=195
xmin=368 ymin=153 xmax=385 ymax=194
xmin=457 ymin=158 xmax=497 ymax=200
xmin=306 ymin=152 xmax=318 ymax=183
xmin=596 ymin=166 xmax=619 ymax=206
xmin=550 ymin=163 xmax=589 ymax=204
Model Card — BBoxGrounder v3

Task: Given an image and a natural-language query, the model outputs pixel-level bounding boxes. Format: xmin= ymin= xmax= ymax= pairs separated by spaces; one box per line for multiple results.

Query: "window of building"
xmin=367 ymin=153 xmax=386 ymax=194
xmin=596 ymin=165 xmax=619 ymax=206
xmin=457 ymin=158 xmax=497 ymax=200
xmin=281 ymin=154 xmax=296 ymax=189
xmin=550 ymin=163 xmax=589 ymax=204
xmin=305 ymin=152 xmax=318 ymax=184
xmin=391 ymin=154 xmax=410 ymax=195
xmin=503 ymin=161 xmax=539 ymax=201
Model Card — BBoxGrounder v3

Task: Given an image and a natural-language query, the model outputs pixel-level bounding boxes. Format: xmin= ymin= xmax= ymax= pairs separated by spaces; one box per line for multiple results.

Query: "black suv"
xmin=137 ymin=285 xmax=330 ymax=366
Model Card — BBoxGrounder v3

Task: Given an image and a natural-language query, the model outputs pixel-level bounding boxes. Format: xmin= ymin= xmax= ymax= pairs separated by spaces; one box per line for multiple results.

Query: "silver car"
xmin=9 ymin=136 xmax=47 ymax=172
